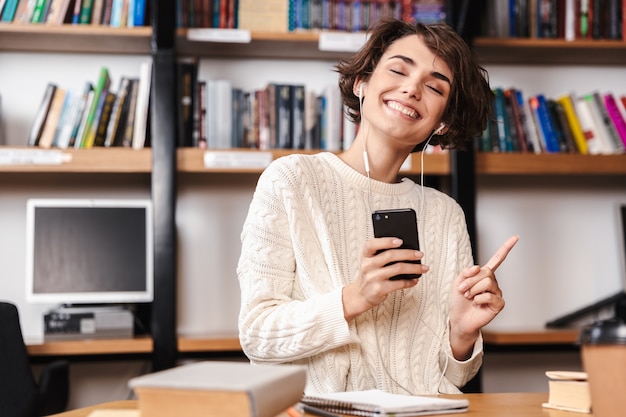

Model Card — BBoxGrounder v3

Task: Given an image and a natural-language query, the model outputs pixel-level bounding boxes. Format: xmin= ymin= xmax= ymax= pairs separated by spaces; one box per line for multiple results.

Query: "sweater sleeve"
xmin=237 ymin=158 xmax=355 ymax=363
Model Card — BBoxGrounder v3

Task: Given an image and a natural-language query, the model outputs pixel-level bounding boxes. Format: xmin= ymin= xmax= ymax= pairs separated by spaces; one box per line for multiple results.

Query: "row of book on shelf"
xmin=176 ymin=59 xmax=356 ymax=152
xmin=181 ymin=0 xmax=449 ymax=32
xmin=480 ymin=87 xmax=626 ymax=155
xmin=0 ymin=0 xmax=148 ymax=26
xmin=28 ymin=62 xmax=152 ymax=150
xmin=485 ymin=0 xmax=625 ymax=40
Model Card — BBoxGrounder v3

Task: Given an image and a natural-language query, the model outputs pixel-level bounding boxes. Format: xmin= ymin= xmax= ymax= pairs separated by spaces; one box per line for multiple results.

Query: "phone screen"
xmin=372 ymin=208 xmax=421 ymax=280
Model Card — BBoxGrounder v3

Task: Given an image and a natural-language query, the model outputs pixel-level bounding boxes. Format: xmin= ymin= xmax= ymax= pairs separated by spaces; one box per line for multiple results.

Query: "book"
xmin=301 ymin=389 xmax=469 ymax=417
xmin=542 ymin=371 xmax=591 ymax=413
xmin=28 ymin=83 xmax=57 ymax=146
xmin=128 ymin=361 xmax=307 ymax=417
xmin=555 ymin=93 xmax=588 ymax=154
xmin=37 ymin=86 xmax=66 ymax=148
xmin=1 ymin=0 xmax=20 ymax=21
xmin=583 ymin=93 xmax=617 ymax=154
xmin=119 ymin=78 xmax=139 ymax=147
xmin=603 ymin=93 xmax=626 ymax=149
xmin=80 ymin=66 xmax=111 ymax=148
xmin=590 ymin=91 xmax=624 ymax=153
xmin=528 ymin=94 xmax=561 ymax=153
xmin=103 ymin=76 xmax=131 ymax=147
xmin=132 ymin=59 xmax=152 ymax=149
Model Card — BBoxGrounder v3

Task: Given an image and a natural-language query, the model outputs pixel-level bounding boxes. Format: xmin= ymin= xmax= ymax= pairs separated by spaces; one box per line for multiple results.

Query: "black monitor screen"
xmin=26 ymin=199 xmax=153 ymax=305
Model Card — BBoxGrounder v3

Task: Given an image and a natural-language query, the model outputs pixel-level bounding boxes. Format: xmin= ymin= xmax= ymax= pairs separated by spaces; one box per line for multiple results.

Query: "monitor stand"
xmin=43 ymin=304 xmax=135 ymax=340
xmin=545 ymin=291 xmax=626 ymax=328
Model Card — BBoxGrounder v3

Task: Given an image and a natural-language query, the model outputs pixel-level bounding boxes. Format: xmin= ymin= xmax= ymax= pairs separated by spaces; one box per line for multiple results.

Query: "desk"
xmin=50 ymin=392 xmax=582 ymax=417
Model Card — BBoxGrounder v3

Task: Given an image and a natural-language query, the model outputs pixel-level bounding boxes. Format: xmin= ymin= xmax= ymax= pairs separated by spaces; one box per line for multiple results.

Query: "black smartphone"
xmin=372 ymin=208 xmax=421 ymax=280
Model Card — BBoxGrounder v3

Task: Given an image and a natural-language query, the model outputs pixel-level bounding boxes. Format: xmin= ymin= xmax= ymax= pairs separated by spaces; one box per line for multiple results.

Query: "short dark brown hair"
xmin=336 ymin=19 xmax=493 ymax=151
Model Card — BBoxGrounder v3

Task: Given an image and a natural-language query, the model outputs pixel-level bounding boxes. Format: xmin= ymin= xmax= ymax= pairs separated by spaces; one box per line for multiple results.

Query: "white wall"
xmin=1 ymin=53 xmax=625 ymax=404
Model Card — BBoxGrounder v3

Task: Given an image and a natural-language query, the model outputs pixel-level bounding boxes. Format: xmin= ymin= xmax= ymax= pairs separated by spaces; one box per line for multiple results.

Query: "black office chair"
xmin=0 ymin=301 xmax=69 ymax=417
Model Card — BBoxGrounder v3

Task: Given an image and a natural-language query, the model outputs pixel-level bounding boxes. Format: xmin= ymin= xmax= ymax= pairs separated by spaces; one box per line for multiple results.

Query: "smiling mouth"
xmin=386 ymin=101 xmax=419 ymax=119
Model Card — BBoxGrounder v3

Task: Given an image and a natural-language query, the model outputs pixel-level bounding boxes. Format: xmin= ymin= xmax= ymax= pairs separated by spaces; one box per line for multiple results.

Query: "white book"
xmin=323 ymin=84 xmax=342 ymax=152
xmin=128 ymin=361 xmax=306 ymax=417
xmin=206 ymin=79 xmax=232 ymax=149
xmin=132 ymin=60 xmax=152 ymax=150
xmin=574 ymin=97 xmax=603 ymax=155
xmin=582 ymin=94 xmax=615 ymax=154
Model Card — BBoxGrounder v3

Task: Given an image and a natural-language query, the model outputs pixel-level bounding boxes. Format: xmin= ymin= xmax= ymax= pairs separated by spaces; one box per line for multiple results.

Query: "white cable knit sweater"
xmin=237 ymin=152 xmax=483 ymax=395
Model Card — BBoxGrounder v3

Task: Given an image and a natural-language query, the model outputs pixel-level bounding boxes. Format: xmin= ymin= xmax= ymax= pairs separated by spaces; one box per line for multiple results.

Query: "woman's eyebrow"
xmin=387 ymin=54 xmax=451 ymax=85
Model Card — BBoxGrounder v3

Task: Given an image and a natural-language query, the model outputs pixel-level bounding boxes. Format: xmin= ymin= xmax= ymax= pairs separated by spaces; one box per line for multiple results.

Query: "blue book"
xmin=1 ymin=0 xmax=19 ymax=21
xmin=530 ymin=94 xmax=561 ymax=153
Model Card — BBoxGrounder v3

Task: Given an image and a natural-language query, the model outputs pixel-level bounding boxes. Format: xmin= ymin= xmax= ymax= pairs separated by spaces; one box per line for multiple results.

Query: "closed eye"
xmin=428 ymin=85 xmax=443 ymax=95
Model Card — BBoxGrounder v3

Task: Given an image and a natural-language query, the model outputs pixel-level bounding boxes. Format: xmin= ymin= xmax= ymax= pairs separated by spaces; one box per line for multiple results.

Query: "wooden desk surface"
xmin=51 ymin=392 xmax=580 ymax=417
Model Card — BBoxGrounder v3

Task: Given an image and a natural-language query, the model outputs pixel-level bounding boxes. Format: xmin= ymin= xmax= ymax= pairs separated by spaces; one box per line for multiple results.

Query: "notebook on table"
xmin=301 ymin=389 xmax=469 ymax=417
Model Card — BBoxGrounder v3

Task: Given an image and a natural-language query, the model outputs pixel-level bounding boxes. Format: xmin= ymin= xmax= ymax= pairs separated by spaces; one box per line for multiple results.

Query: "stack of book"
xmin=542 ymin=370 xmax=591 ymax=413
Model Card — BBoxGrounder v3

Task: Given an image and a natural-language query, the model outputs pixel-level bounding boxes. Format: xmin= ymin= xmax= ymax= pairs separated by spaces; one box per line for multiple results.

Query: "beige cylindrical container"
xmin=580 ymin=319 xmax=626 ymax=417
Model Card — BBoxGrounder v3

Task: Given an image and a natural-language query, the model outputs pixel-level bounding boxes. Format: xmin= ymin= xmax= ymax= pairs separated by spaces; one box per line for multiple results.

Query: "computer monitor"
xmin=546 ymin=202 xmax=626 ymax=327
xmin=25 ymin=198 xmax=154 ymax=306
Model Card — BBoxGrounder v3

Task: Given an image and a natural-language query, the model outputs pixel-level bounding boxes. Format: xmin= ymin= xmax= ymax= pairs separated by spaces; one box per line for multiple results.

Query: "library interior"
xmin=0 ymin=0 xmax=625 ymax=416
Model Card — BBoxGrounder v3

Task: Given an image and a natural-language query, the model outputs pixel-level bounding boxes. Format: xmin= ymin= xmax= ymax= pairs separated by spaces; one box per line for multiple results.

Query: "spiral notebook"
xmin=301 ymin=389 xmax=469 ymax=417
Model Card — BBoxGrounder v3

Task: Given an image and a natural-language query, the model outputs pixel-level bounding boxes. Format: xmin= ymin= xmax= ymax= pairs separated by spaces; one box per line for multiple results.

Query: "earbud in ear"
xmin=435 ymin=123 xmax=446 ymax=135
xmin=358 ymin=83 xmax=365 ymax=98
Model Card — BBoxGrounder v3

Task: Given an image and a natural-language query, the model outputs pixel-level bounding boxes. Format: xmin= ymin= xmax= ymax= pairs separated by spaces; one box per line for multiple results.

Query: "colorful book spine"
xmin=603 ymin=93 xmax=626 ymax=149
xmin=529 ymin=94 xmax=561 ymax=153
xmin=555 ymin=94 xmax=588 ymax=154
xmin=79 ymin=0 xmax=93 ymax=23
xmin=1 ymin=0 xmax=20 ymax=21
xmin=493 ymin=87 xmax=512 ymax=152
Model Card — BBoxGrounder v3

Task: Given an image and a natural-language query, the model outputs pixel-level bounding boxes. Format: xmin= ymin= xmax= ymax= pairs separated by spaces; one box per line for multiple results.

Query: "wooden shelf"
xmin=26 ymin=336 xmax=153 ymax=356
xmin=5 ymin=148 xmax=624 ymax=176
xmin=0 ymin=24 xmax=152 ymax=54
xmin=482 ymin=327 xmax=581 ymax=345
xmin=177 ymin=148 xmax=450 ymax=175
xmin=26 ymin=334 xmax=242 ymax=356
xmin=473 ymin=37 xmax=626 ymax=66
xmin=0 ymin=148 xmax=152 ymax=173
xmin=177 ymin=29 xmax=354 ymax=60
xmin=476 ymin=153 xmax=626 ymax=175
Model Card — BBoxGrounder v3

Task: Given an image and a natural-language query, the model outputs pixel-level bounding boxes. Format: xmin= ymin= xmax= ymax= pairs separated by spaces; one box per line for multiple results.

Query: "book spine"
xmin=38 ymin=87 xmax=66 ymax=148
xmin=533 ymin=94 xmax=561 ymax=152
xmin=80 ymin=66 xmax=110 ymax=148
xmin=493 ymin=87 xmax=512 ymax=152
xmin=603 ymin=93 xmax=626 ymax=149
xmin=93 ymin=91 xmax=116 ymax=146
xmin=30 ymin=0 xmax=47 ymax=22
xmin=1 ymin=0 xmax=20 ymax=21
xmin=591 ymin=91 xmax=624 ymax=152
xmin=291 ymin=85 xmax=306 ymax=150
xmin=555 ymin=94 xmax=588 ymax=154
xmin=584 ymin=93 xmax=617 ymax=153
xmin=79 ymin=0 xmax=93 ymax=23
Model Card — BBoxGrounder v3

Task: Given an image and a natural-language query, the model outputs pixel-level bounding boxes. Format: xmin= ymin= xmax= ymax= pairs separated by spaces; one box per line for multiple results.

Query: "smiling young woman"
xmin=237 ymin=19 xmax=518 ymax=396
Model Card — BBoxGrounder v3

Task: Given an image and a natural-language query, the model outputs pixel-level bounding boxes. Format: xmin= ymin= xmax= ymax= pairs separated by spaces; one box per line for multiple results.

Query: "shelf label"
xmin=0 ymin=149 xmax=71 ymax=165
xmin=203 ymin=151 xmax=273 ymax=169
xmin=187 ymin=29 xmax=252 ymax=43
xmin=318 ymin=32 xmax=367 ymax=52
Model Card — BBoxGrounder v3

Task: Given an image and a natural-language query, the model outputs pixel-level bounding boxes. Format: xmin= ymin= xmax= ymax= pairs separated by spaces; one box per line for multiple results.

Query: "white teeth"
xmin=387 ymin=101 xmax=418 ymax=119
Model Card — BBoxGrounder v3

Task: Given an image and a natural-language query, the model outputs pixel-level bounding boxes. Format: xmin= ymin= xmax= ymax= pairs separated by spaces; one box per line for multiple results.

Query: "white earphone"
xmin=358 ymin=83 xmax=365 ymax=98
xmin=434 ymin=123 xmax=446 ymax=135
